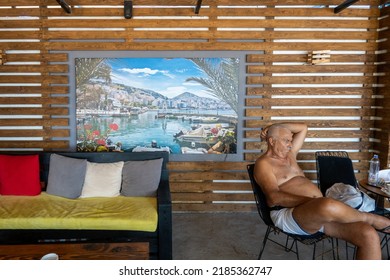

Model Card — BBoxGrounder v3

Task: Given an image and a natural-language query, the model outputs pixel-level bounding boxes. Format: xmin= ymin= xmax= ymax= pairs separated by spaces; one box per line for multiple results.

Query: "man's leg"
xmin=292 ymin=197 xmax=390 ymax=233
xmin=323 ymin=221 xmax=381 ymax=260
xmin=292 ymin=197 xmax=387 ymax=259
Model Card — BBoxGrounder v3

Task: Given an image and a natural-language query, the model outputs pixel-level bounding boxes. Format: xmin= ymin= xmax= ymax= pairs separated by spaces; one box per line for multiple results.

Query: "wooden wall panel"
xmin=375 ymin=1 xmax=390 ymax=168
xmin=0 ymin=0 xmax=386 ymax=211
xmin=169 ymin=161 xmax=255 ymax=212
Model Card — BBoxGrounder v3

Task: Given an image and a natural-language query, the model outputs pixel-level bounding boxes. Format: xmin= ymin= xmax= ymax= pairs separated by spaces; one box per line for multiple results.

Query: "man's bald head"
xmin=266 ymin=124 xmax=290 ymax=141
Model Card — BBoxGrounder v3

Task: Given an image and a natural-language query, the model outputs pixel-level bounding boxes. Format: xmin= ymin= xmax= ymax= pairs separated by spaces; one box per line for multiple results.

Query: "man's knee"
xmin=353 ymin=222 xmax=380 ymax=245
xmin=313 ymin=197 xmax=341 ymax=216
xmin=359 ymin=223 xmax=379 ymax=239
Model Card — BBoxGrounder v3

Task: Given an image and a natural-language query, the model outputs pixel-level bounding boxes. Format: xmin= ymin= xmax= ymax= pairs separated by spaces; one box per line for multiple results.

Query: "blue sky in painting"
xmin=106 ymin=57 xmax=215 ymax=99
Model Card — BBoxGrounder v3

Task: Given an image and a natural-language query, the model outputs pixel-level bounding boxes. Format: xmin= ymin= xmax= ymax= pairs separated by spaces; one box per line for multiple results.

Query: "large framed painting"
xmin=71 ymin=51 xmax=243 ymax=160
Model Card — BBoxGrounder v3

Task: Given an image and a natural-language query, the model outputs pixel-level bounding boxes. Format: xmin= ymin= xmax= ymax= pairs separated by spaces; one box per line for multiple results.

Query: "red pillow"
xmin=0 ymin=154 xmax=41 ymax=196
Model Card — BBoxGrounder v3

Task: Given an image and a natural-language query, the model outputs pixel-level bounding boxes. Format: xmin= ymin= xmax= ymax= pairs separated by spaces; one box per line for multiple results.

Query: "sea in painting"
xmin=76 ymin=57 xmax=239 ymax=155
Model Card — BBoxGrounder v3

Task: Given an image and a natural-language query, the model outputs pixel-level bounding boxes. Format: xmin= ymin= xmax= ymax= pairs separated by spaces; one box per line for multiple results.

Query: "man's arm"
xmin=278 ymin=122 xmax=307 ymax=156
xmin=262 ymin=122 xmax=307 ymax=156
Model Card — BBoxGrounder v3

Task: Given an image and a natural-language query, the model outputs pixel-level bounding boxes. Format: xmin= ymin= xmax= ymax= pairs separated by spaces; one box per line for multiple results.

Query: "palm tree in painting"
xmin=186 ymin=58 xmax=239 ymax=115
xmin=75 ymin=58 xmax=118 ymax=152
xmin=76 ymin=58 xmax=112 ymax=110
xmin=76 ymin=58 xmax=112 ymax=87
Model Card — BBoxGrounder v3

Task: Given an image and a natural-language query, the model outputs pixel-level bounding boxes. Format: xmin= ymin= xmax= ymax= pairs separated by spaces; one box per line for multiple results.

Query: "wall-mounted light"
xmin=124 ymin=0 xmax=133 ymax=19
xmin=56 ymin=0 xmax=72 ymax=14
xmin=307 ymin=50 xmax=331 ymax=65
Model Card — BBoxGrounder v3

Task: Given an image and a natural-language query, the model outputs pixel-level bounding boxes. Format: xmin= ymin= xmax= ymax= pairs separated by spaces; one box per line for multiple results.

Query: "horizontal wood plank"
xmin=0 ymin=242 xmax=149 ymax=260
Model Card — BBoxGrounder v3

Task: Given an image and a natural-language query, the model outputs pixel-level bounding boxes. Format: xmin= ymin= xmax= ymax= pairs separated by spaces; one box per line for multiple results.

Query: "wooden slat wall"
xmin=0 ymin=0 xmax=386 ymax=212
xmin=375 ymin=1 xmax=390 ymax=168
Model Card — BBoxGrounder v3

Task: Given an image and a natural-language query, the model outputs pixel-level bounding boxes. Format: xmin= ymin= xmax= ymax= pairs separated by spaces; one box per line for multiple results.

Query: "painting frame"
xmin=68 ymin=51 xmax=245 ymax=161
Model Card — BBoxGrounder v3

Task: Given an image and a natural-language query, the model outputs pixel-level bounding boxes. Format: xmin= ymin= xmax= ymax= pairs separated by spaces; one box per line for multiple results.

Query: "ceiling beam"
xmin=195 ymin=0 xmax=202 ymax=14
xmin=334 ymin=0 xmax=359 ymax=14
xmin=56 ymin=0 xmax=72 ymax=14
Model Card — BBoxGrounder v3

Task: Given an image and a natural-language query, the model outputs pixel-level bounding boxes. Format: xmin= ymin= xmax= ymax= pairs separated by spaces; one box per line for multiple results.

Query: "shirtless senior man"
xmin=254 ymin=122 xmax=390 ymax=260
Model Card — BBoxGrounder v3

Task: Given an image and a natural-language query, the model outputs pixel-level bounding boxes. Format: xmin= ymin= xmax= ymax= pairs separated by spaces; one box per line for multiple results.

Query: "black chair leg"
xmin=284 ymin=236 xmax=296 ymax=253
xmin=345 ymin=241 xmax=356 ymax=259
xmin=258 ymin=226 xmax=271 ymax=259
xmin=283 ymin=236 xmax=300 ymax=259
xmin=332 ymin=238 xmax=339 ymax=260
xmin=381 ymin=234 xmax=389 ymax=259
xmin=311 ymin=243 xmax=317 ymax=260
xmin=295 ymin=241 xmax=300 ymax=260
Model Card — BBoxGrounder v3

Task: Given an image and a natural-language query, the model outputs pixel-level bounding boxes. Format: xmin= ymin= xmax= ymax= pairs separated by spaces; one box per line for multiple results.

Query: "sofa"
xmin=0 ymin=151 xmax=172 ymax=260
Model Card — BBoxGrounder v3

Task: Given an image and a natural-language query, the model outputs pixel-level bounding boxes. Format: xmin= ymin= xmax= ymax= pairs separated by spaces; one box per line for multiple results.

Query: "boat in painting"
xmin=175 ymin=126 xmax=218 ymax=144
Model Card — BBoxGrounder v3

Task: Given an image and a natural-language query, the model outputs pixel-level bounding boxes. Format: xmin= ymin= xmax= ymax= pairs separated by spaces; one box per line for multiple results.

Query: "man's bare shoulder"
xmin=255 ymin=154 xmax=272 ymax=169
xmin=254 ymin=154 xmax=275 ymax=182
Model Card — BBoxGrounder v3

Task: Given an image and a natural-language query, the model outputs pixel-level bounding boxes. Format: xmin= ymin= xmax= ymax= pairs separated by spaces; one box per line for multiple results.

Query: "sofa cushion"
xmin=46 ymin=154 xmax=87 ymax=199
xmin=0 ymin=192 xmax=158 ymax=232
xmin=0 ymin=154 xmax=41 ymax=196
xmin=80 ymin=161 xmax=124 ymax=198
xmin=121 ymin=158 xmax=163 ymax=197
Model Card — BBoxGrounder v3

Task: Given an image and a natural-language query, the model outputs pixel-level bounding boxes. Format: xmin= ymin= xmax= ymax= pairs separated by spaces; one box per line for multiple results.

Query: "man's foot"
xmin=378 ymin=225 xmax=390 ymax=233
xmin=367 ymin=213 xmax=390 ymax=233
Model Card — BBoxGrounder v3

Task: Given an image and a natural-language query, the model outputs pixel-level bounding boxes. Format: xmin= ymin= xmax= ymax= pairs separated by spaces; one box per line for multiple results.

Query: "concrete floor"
xmin=172 ymin=212 xmax=389 ymax=260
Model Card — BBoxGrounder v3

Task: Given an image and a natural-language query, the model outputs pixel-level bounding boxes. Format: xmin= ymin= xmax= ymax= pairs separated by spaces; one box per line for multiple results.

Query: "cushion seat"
xmin=0 ymin=192 xmax=157 ymax=232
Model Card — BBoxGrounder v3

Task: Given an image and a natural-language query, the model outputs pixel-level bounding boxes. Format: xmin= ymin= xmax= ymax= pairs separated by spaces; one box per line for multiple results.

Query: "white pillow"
xmin=80 ymin=161 xmax=124 ymax=198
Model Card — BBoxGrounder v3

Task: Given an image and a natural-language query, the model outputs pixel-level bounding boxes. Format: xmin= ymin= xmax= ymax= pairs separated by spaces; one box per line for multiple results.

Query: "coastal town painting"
xmin=75 ymin=57 xmax=239 ymax=155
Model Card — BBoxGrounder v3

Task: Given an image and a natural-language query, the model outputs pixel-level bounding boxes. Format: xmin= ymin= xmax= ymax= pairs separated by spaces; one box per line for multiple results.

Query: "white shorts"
xmin=270 ymin=208 xmax=324 ymax=235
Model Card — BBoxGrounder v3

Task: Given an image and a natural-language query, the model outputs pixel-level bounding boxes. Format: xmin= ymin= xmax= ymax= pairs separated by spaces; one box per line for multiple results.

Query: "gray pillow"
xmin=121 ymin=158 xmax=163 ymax=197
xmin=46 ymin=154 xmax=87 ymax=199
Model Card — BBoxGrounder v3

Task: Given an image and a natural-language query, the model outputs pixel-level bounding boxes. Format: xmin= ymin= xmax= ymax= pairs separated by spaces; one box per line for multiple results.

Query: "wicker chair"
xmin=247 ymin=163 xmax=337 ymax=260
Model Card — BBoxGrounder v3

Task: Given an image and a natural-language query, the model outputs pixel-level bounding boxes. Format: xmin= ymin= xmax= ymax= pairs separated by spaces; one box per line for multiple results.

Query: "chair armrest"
xmin=156 ymin=170 xmax=172 ymax=259
xmin=157 ymin=170 xmax=171 ymax=206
